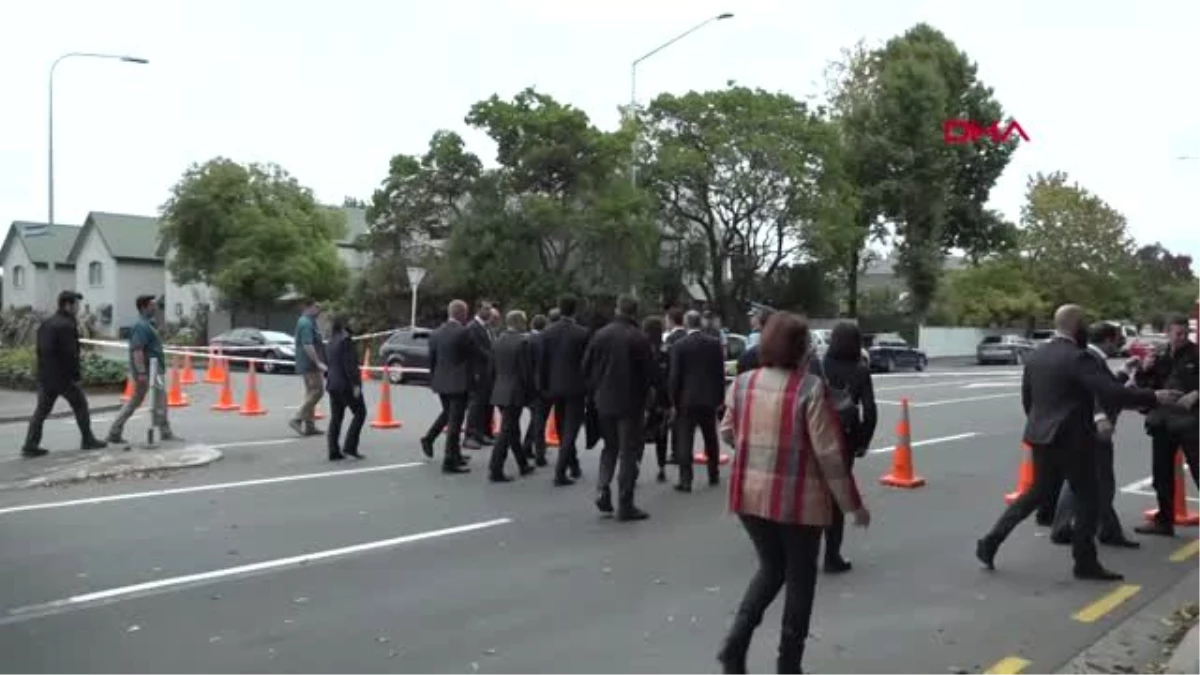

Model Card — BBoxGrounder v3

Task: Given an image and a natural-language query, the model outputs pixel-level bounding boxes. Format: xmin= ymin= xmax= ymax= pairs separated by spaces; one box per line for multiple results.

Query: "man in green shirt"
xmin=289 ymin=298 xmax=328 ymax=436
xmin=108 ymin=294 xmax=179 ymax=444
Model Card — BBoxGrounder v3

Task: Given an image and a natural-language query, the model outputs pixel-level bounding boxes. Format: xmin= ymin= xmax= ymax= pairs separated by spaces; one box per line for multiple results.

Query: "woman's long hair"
xmin=642 ymin=315 xmax=664 ymax=350
xmin=827 ymin=321 xmax=863 ymax=362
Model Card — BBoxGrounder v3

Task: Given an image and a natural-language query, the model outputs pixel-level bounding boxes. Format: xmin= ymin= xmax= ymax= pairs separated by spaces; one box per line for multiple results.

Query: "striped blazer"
xmin=720 ymin=366 xmax=864 ymax=526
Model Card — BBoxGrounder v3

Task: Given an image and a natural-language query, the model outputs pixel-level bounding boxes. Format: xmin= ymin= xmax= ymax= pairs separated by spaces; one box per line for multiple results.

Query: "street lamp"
xmin=628 ymin=12 xmax=734 ymax=187
xmin=34 ymin=52 xmax=148 ymax=300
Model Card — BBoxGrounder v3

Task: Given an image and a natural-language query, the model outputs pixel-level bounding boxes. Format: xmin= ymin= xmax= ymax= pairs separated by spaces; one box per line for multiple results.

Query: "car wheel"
xmin=915 ymin=356 xmax=926 ymax=372
xmin=261 ymin=352 xmax=278 ymax=374
xmin=387 ymin=357 xmax=407 ymax=384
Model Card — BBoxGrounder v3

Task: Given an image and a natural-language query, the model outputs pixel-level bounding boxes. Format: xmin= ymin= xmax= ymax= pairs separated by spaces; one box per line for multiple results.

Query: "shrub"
xmin=0 ymin=346 xmax=128 ymax=391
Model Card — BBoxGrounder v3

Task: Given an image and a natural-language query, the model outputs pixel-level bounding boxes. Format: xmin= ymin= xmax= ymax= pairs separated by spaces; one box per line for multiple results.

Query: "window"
xmin=11 ymin=266 xmax=24 ymax=289
xmin=87 ymin=261 xmax=103 ymax=287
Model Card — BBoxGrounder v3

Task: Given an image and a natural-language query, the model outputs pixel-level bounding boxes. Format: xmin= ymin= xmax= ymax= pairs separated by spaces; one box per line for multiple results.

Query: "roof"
xmin=0 ymin=222 xmax=81 ymax=266
xmin=67 ymin=212 xmax=163 ymax=264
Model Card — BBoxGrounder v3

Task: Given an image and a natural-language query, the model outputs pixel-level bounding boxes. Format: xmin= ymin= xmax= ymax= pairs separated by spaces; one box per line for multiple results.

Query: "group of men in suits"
xmin=661 ymin=309 xmax=729 ymax=491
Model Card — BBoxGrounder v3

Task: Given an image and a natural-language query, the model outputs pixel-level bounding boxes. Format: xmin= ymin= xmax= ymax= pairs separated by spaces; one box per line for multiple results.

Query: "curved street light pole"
xmin=628 ymin=12 xmax=733 ymax=188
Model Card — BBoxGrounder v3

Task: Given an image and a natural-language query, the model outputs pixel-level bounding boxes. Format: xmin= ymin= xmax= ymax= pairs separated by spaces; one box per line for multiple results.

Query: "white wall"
xmin=116 ymin=261 xmax=167 ymax=334
xmin=73 ymin=230 xmax=118 ymax=333
xmin=163 ymin=247 xmax=213 ymax=323
xmin=918 ymin=325 xmax=1021 ymax=358
xmin=2 ymin=242 xmax=40 ymax=310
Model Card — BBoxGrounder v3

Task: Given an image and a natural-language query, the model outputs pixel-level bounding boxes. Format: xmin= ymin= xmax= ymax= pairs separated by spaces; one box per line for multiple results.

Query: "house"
xmin=65 ymin=212 xmax=165 ymax=336
xmin=859 ymin=253 xmax=969 ymax=292
xmin=0 ymin=222 xmax=80 ymax=312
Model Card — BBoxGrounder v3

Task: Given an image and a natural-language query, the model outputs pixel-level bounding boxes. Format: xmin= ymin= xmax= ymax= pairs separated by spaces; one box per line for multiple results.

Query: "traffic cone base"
xmin=545 ymin=408 xmax=560 ymax=447
xmin=693 ymin=451 xmax=732 ymax=466
xmin=880 ymin=397 xmax=925 ymax=489
xmin=238 ymin=362 xmax=267 ymax=416
xmin=370 ymin=367 xmax=403 ymax=429
xmin=120 ymin=377 xmax=134 ymax=403
xmin=1143 ymin=450 xmax=1199 ymax=526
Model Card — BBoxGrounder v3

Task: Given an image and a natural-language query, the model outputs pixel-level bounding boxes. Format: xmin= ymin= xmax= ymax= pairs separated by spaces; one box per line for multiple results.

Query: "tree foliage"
xmin=159 ymin=158 xmax=348 ymax=312
xmin=931 ymin=256 xmax=1048 ymax=326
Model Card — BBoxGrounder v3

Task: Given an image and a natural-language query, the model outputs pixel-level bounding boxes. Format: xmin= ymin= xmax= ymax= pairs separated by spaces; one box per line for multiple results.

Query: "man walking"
xmin=464 ymin=302 xmax=496 ymax=449
xmin=289 ymin=299 xmax=327 ymax=437
xmin=489 ymin=310 xmax=536 ymax=481
xmin=108 ymin=295 xmax=180 ymax=445
xmin=670 ymin=310 xmax=726 ymax=491
xmin=539 ymin=295 xmax=590 ymax=486
xmin=22 ymin=291 xmax=106 ymax=457
xmin=523 ymin=313 xmax=550 ymax=466
xmin=583 ymin=295 xmax=659 ymax=521
xmin=976 ymin=304 xmax=1174 ymax=580
xmin=421 ymin=300 xmax=473 ymax=474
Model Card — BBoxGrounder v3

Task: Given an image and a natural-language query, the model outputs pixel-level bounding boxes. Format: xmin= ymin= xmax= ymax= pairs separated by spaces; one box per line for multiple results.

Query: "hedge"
xmin=0 ymin=347 xmax=128 ymax=392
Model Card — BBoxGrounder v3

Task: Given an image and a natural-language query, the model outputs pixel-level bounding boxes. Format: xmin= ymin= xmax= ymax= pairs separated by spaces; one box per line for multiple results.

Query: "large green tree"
xmin=1128 ymin=243 xmax=1197 ymax=326
xmin=159 ymin=158 xmax=348 ymax=312
xmin=640 ymin=83 xmax=838 ymax=321
xmin=930 ymin=256 xmax=1048 ymax=326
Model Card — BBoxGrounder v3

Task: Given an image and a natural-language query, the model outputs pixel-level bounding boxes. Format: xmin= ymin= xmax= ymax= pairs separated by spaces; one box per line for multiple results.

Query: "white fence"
xmin=917 ymin=326 xmax=1022 ymax=358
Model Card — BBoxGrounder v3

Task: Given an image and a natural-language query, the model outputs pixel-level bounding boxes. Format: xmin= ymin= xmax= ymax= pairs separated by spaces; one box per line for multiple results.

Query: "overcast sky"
xmin=2 ymin=0 xmax=1197 ymax=266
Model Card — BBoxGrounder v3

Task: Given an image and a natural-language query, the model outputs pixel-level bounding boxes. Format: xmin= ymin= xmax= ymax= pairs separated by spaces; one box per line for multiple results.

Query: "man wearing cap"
xmin=21 ymin=291 xmax=107 ymax=457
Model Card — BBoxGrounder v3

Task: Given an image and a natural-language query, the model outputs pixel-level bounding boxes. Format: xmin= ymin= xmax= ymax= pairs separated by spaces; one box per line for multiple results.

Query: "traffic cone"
xmin=693 ymin=450 xmax=733 ymax=466
xmin=1004 ymin=442 xmax=1035 ymax=504
xmin=880 ymin=398 xmax=926 ymax=488
xmin=490 ymin=409 xmax=501 ymax=436
xmin=203 ymin=349 xmax=223 ymax=384
xmin=360 ymin=348 xmax=372 ymax=382
xmin=211 ymin=373 xmax=238 ymax=411
xmin=370 ymin=366 xmax=402 ymax=429
xmin=545 ymin=407 xmax=560 ymax=447
xmin=1144 ymin=450 xmax=1200 ymax=526
xmin=120 ymin=376 xmax=134 ymax=403
xmin=238 ymin=361 xmax=267 ymax=416
xmin=180 ymin=351 xmax=197 ymax=385
xmin=166 ymin=362 xmax=189 ymax=408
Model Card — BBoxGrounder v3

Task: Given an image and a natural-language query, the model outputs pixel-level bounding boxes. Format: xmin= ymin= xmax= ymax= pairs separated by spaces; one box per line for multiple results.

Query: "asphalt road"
xmin=0 ymin=363 xmax=1196 ymax=673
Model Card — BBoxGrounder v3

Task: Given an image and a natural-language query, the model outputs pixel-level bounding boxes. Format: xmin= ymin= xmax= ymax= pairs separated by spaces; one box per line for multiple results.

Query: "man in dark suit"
xmin=420 ymin=300 xmax=474 ymax=474
xmin=664 ymin=308 xmax=686 ymax=351
xmin=976 ymin=304 xmax=1176 ymax=580
xmin=464 ymin=302 xmax=497 ymax=449
xmin=539 ymin=296 xmax=590 ymax=486
xmin=583 ymin=295 xmax=659 ymax=521
xmin=523 ymin=313 xmax=550 ymax=466
xmin=670 ymin=310 xmax=727 ymax=491
xmin=489 ymin=310 xmax=536 ymax=482
xmin=1050 ymin=322 xmax=1140 ymax=548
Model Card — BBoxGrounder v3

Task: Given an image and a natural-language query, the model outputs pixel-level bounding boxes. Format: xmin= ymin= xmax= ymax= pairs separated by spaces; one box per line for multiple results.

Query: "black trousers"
xmin=23 ymin=383 xmax=94 ymax=451
xmin=426 ymin=394 xmax=468 ymax=468
xmin=522 ymin=398 xmax=549 ymax=461
xmin=490 ymin=404 xmax=530 ymax=475
xmin=674 ymin=405 xmax=719 ymax=486
xmin=548 ymin=395 xmax=586 ymax=479
xmin=327 ymin=389 xmax=366 ymax=457
xmin=984 ymin=442 xmax=1100 ymax=570
xmin=725 ymin=515 xmax=822 ymax=672
xmin=1149 ymin=430 xmax=1200 ymax=525
xmin=824 ymin=453 xmax=856 ymax=561
xmin=596 ymin=413 xmax=645 ymax=505
xmin=465 ymin=379 xmax=494 ymax=440
xmin=1051 ymin=437 xmax=1124 ymax=541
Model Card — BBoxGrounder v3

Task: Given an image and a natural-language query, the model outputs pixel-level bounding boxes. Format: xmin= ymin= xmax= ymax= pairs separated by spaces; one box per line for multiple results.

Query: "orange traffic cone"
xmin=545 ymin=407 xmax=560 ymax=447
xmin=880 ymin=398 xmax=926 ymax=488
xmin=238 ymin=360 xmax=267 ymax=416
xmin=120 ymin=376 xmax=134 ymax=403
xmin=490 ymin=409 xmax=501 ymax=436
xmin=370 ymin=366 xmax=402 ymax=429
xmin=693 ymin=450 xmax=733 ymax=466
xmin=211 ymin=373 xmax=238 ymax=411
xmin=180 ymin=351 xmax=197 ymax=385
xmin=203 ymin=348 xmax=223 ymax=384
xmin=1144 ymin=449 xmax=1200 ymax=526
xmin=360 ymin=348 xmax=372 ymax=382
xmin=1004 ymin=442 xmax=1035 ymax=504
xmin=166 ymin=362 xmax=189 ymax=408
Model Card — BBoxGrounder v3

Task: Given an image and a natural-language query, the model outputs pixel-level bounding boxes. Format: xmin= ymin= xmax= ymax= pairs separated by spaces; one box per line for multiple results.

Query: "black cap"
xmin=57 ymin=290 xmax=83 ymax=305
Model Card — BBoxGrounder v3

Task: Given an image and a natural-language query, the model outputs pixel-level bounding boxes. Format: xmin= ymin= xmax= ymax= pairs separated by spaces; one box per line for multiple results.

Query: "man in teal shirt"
xmin=108 ymin=294 xmax=178 ymax=444
xmin=289 ymin=298 xmax=328 ymax=436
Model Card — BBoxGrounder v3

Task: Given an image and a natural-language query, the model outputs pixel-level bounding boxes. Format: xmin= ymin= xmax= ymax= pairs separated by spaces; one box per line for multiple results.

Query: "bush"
xmin=0 ymin=347 xmax=128 ymax=391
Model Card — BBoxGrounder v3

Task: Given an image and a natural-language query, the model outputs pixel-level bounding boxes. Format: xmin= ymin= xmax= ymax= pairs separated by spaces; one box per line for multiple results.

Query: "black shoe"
xmin=1134 ymin=522 xmax=1175 ymax=537
xmin=553 ymin=475 xmax=575 ymax=487
xmin=534 ymin=454 xmax=548 ymax=468
xmin=463 ymin=438 xmax=482 ymax=450
xmin=824 ymin=557 xmax=853 ymax=574
xmin=1073 ymin=565 xmax=1123 ymax=581
xmin=20 ymin=447 xmax=49 ymax=459
xmin=81 ymin=438 xmax=108 ymax=451
xmin=489 ymin=473 xmax=514 ymax=483
xmin=596 ymin=491 xmax=614 ymax=516
xmin=674 ymin=483 xmax=692 ymax=493
xmin=106 ymin=435 xmax=127 ymax=445
xmin=304 ymin=426 xmax=323 ymax=437
xmin=1049 ymin=531 xmax=1072 ymax=546
xmin=709 ymin=474 xmax=720 ymax=487
xmin=976 ymin=538 xmax=997 ymax=571
xmin=656 ymin=469 xmax=666 ymax=484
xmin=1100 ymin=536 xmax=1140 ymax=549
xmin=1035 ymin=515 xmax=1054 ymax=527
xmin=616 ymin=506 xmax=649 ymax=522
xmin=519 ymin=465 xmax=536 ymax=477
xmin=345 ymin=451 xmax=364 ymax=460
xmin=161 ymin=432 xmax=184 ymax=443
xmin=718 ymin=652 xmax=748 ymax=674
xmin=420 ymin=437 xmax=435 ymax=459
xmin=329 ymin=453 xmax=345 ymax=461
xmin=481 ymin=435 xmax=497 ymax=446
xmin=442 ymin=464 xmax=471 ymax=474
xmin=569 ymin=463 xmax=582 ymax=480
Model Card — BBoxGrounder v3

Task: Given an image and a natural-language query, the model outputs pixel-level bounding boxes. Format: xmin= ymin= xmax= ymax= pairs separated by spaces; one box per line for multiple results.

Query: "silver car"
xmin=977 ymin=334 xmax=1035 ymax=365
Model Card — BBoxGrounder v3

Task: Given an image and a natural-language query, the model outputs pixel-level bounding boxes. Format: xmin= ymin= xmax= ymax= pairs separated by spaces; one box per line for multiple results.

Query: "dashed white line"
xmin=867 ymin=432 xmax=979 ymax=455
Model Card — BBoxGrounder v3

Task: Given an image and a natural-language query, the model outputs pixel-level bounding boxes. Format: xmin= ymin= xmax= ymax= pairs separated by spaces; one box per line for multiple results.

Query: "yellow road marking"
xmin=1169 ymin=540 xmax=1199 ymax=562
xmin=1072 ymin=584 xmax=1141 ymax=623
xmin=983 ymin=656 xmax=1031 ymax=674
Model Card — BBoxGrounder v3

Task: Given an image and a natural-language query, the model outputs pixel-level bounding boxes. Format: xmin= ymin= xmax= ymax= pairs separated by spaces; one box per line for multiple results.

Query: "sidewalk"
xmin=0 ymin=442 xmax=223 ymax=491
xmin=1165 ymin=617 xmax=1199 ymax=675
xmin=0 ymin=388 xmax=125 ymax=425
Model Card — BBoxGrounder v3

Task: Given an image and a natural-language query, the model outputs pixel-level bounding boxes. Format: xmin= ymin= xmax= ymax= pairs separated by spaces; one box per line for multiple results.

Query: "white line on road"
xmin=1119 ymin=476 xmax=1200 ymax=503
xmin=867 ymin=432 xmax=979 ymax=455
xmin=874 ymin=369 xmax=1021 ymax=379
xmin=6 ymin=518 xmax=513 ymax=616
xmin=961 ymin=381 xmax=1022 ymax=389
xmin=210 ymin=438 xmax=301 ymax=450
xmin=910 ymin=393 xmax=1018 ymax=408
xmin=874 ymin=380 xmax=1011 ymax=393
xmin=0 ymin=461 xmax=425 ymax=517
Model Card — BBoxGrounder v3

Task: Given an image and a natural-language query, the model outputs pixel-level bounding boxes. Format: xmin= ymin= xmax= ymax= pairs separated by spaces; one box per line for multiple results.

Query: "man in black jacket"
xmin=22 ymin=291 xmax=106 ymax=457
xmin=977 ymin=304 xmax=1176 ymax=580
xmin=420 ymin=300 xmax=474 ymax=474
xmin=583 ymin=295 xmax=659 ymax=521
xmin=539 ymin=296 xmax=590 ymax=486
xmin=522 ymin=313 xmax=550 ymax=466
xmin=669 ymin=310 xmax=726 ymax=491
xmin=489 ymin=310 xmax=536 ymax=482
xmin=464 ymin=302 xmax=497 ymax=449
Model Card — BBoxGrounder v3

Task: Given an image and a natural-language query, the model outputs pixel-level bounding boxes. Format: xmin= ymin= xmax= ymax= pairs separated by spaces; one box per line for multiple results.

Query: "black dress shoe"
xmin=489 ymin=473 xmax=514 ymax=483
xmin=481 ymin=435 xmax=497 ymax=446
xmin=442 ymin=464 xmax=471 ymax=474
xmin=345 ymin=451 xmax=364 ymax=460
xmin=1073 ymin=566 xmax=1123 ymax=581
xmin=20 ymin=447 xmax=49 ymax=458
xmin=329 ymin=453 xmax=345 ymax=461
xmin=553 ymin=475 xmax=575 ymax=487
xmin=81 ymin=438 xmax=108 ymax=451
xmin=708 ymin=475 xmax=720 ymax=487
xmin=519 ymin=465 xmax=536 ymax=476
xmin=569 ymin=464 xmax=582 ymax=480
xmin=656 ymin=469 xmax=666 ymax=483
xmin=976 ymin=538 xmax=997 ymax=570
xmin=1134 ymin=522 xmax=1175 ymax=537
xmin=419 ymin=437 xmax=435 ymax=458
xmin=824 ymin=557 xmax=853 ymax=574
xmin=463 ymin=438 xmax=482 ymax=450
xmin=1100 ymin=537 xmax=1140 ymax=549
xmin=534 ymin=454 xmax=548 ymax=467
xmin=1049 ymin=531 xmax=1072 ymax=546
xmin=616 ymin=506 xmax=649 ymax=522
xmin=673 ymin=483 xmax=692 ymax=493
xmin=595 ymin=492 xmax=614 ymax=516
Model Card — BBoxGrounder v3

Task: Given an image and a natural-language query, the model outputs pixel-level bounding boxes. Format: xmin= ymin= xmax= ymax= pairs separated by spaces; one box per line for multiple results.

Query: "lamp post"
xmin=628 ymin=12 xmax=733 ymax=187
xmin=406 ymin=266 xmax=427 ymax=328
xmin=37 ymin=52 xmax=148 ymax=301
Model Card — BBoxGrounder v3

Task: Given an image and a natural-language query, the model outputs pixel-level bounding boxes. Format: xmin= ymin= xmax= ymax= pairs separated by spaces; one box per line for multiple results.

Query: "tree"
xmin=930 ymin=256 xmax=1048 ymax=326
xmin=640 ymin=83 xmax=838 ymax=321
xmin=342 ymin=196 xmax=368 ymax=208
xmin=1128 ymin=243 xmax=1198 ymax=325
xmin=159 ymin=158 xmax=348 ymax=313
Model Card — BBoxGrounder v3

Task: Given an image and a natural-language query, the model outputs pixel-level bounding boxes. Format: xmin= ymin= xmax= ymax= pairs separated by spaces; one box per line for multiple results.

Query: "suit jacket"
xmin=664 ymin=327 xmax=687 ymax=352
xmin=429 ymin=319 xmax=474 ymax=395
xmin=582 ymin=315 xmax=659 ymax=418
xmin=1021 ymin=336 xmax=1157 ymax=448
xmin=36 ymin=310 xmax=81 ymax=390
xmin=325 ymin=331 xmax=360 ymax=393
xmin=669 ymin=330 xmax=726 ymax=409
xmin=737 ymin=345 xmax=760 ymax=375
xmin=466 ymin=317 xmax=494 ymax=387
xmin=491 ymin=330 xmax=534 ymax=407
xmin=538 ymin=317 xmax=590 ymax=398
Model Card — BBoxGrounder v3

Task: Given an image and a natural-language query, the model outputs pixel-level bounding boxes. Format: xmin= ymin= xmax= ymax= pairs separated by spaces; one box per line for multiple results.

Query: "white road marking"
xmin=911 ymin=393 xmax=1018 ymax=408
xmin=1119 ymin=476 xmax=1200 ymax=503
xmin=874 ymin=381 xmax=990 ymax=393
xmin=0 ymin=461 xmax=425 ymax=517
xmin=867 ymin=432 xmax=979 ymax=455
xmin=7 ymin=518 xmax=513 ymax=615
xmin=210 ymin=438 xmax=300 ymax=450
xmin=961 ymin=381 xmax=1022 ymax=389
xmin=874 ymin=369 xmax=1021 ymax=379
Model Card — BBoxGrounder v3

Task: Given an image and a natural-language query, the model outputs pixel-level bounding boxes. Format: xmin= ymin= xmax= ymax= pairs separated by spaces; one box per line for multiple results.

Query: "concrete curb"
xmin=1165 ymin=622 xmax=1200 ymax=675
xmin=0 ymin=403 xmax=124 ymax=426
xmin=2 ymin=444 xmax=223 ymax=490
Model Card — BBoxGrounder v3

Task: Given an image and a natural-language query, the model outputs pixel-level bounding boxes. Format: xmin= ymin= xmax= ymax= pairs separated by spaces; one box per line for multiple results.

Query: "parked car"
xmin=209 ymin=328 xmax=296 ymax=373
xmin=1029 ymin=329 xmax=1055 ymax=347
xmin=1126 ymin=333 xmax=1168 ymax=361
xmin=724 ymin=333 xmax=748 ymax=377
xmin=977 ymin=334 xmax=1036 ymax=365
xmin=864 ymin=332 xmax=927 ymax=372
xmin=378 ymin=327 xmax=432 ymax=384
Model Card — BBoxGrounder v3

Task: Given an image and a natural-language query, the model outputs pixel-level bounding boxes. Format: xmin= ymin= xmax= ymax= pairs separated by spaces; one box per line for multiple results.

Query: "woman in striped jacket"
xmin=716 ymin=312 xmax=871 ymax=674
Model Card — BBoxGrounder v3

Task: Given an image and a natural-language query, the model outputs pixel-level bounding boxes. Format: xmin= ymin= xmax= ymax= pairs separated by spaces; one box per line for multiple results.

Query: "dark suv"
xmin=378 ymin=327 xmax=432 ymax=384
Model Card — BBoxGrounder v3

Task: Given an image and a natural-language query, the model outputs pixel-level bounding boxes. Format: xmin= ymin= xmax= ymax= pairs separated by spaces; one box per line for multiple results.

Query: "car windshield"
xmin=261 ymin=331 xmax=293 ymax=345
xmin=1031 ymin=331 xmax=1054 ymax=340
xmin=981 ymin=336 xmax=1002 ymax=344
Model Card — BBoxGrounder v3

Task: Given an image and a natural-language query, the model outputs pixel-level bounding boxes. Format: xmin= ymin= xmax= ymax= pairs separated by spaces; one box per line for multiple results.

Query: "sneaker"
xmin=288 ymin=419 xmax=304 ymax=436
